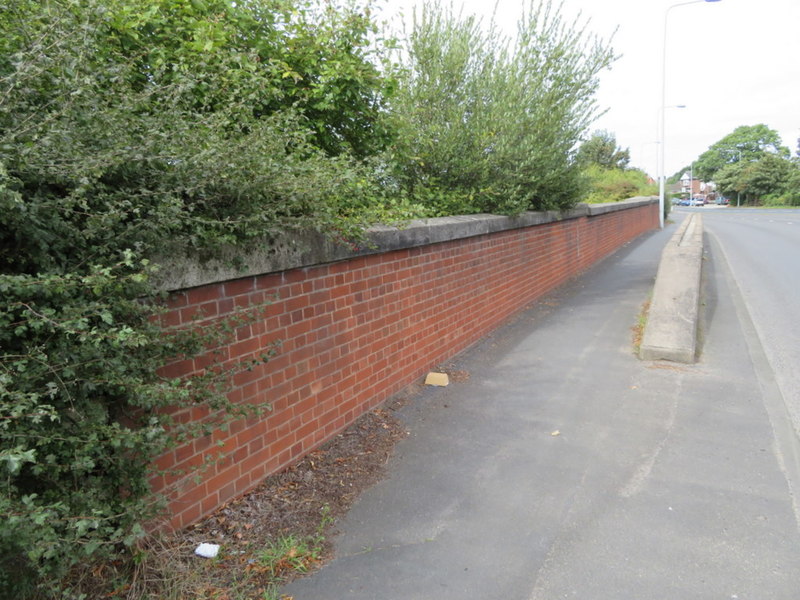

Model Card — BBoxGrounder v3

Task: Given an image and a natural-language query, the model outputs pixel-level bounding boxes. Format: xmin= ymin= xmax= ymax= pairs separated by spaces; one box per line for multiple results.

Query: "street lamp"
xmin=659 ymin=0 xmax=722 ymax=228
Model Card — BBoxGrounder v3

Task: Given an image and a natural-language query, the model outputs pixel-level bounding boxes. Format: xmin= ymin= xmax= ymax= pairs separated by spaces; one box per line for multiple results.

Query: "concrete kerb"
xmin=639 ymin=213 xmax=704 ymax=363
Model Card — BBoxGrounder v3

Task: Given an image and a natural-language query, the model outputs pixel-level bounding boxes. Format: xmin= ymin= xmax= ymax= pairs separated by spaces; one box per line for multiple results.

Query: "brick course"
xmin=155 ymin=201 xmax=658 ymax=528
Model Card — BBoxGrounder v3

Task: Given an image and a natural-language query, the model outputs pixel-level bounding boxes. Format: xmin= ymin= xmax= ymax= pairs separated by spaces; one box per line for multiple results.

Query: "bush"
xmin=389 ymin=0 xmax=615 ymax=215
xmin=582 ymin=165 xmax=656 ymax=204
xmin=0 ymin=0 xmax=414 ymax=595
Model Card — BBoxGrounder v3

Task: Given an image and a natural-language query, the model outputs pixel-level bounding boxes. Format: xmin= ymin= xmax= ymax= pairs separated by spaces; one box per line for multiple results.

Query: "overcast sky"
xmin=378 ymin=0 xmax=800 ymax=179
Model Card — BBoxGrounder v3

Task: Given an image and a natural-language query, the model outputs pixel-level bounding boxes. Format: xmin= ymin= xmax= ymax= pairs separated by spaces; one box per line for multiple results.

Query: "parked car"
xmin=689 ymin=197 xmax=704 ymax=206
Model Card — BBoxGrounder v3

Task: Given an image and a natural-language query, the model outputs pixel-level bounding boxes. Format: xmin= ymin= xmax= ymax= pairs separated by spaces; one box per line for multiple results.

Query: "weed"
xmin=632 ymin=298 xmax=651 ymax=354
xmin=259 ymin=583 xmax=285 ymax=600
xmin=317 ymin=504 xmax=333 ymax=535
xmin=254 ymin=535 xmax=322 ymax=580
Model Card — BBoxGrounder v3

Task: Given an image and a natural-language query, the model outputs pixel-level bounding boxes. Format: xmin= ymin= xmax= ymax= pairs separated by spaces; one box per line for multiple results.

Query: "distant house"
xmin=679 ymin=172 xmax=716 ymax=201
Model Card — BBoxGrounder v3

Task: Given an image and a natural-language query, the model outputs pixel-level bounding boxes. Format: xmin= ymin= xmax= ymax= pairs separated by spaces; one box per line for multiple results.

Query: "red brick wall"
xmin=154 ymin=202 xmax=657 ymax=528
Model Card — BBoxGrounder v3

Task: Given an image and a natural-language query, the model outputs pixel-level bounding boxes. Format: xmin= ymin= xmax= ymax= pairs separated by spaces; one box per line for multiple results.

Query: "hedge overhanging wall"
xmin=153 ymin=197 xmax=659 ymax=528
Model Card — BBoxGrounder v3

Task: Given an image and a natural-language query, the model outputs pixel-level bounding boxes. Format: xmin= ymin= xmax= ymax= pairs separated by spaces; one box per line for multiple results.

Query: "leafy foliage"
xmin=0 ymin=260 xmax=249 ymax=597
xmin=94 ymin=0 xmax=395 ymax=159
xmin=576 ymin=131 xmax=652 ymax=205
xmin=576 ymin=130 xmax=630 ymax=170
xmin=0 ymin=0 xmax=412 ymax=595
xmin=715 ymin=153 xmax=799 ymax=206
xmin=692 ymin=124 xmax=790 ymax=182
xmin=581 ymin=165 xmax=655 ymax=204
xmin=782 ymin=164 xmax=800 ymax=206
xmin=683 ymin=124 xmax=800 ymax=206
xmin=388 ymin=0 xmax=615 ymax=215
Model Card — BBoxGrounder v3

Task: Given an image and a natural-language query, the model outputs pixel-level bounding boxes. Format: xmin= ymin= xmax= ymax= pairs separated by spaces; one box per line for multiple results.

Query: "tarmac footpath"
xmin=282 ymin=215 xmax=800 ymax=600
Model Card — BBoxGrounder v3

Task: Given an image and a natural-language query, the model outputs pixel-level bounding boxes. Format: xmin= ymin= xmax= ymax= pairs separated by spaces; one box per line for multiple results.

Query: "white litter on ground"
xmin=194 ymin=543 xmax=220 ymax=558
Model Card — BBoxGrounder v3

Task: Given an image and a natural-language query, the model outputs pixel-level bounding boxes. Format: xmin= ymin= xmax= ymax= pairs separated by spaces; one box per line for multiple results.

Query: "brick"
xmin=170 ymin=503 xmax=202 ymax=530
xmin=186 ymin=285 xmax=222 ymax=305
xmin=157 ymin=358 xmax=195 ymax=380
xmin=171 ymin=481 xmax=208 ymax=511
xmin=237 ymin=447 xmax=271 ymax=476
xmin=165 ymin=292 xmax=189 ymax=309
xmin=294 ymin=418 xmax=318 ymax=442
xmin=205 ymin=466 xmax=239 ymax=501
xmin=282 ymin=268 xmax=309 ymax=284
xmin=158 ymin=310 xmax=182 ymax=328
xmin=253 ymin=272 xmax=283 ymax=291
xmin=287 ymin=320 xmax=313 ymax=339
xmin=182 ymin=300 xmax=219 ymax=323
xmin=153 ymin=451 xmax=177 ymax=473
xmin=218 ymin=481 xmax=237 ymax=505
xmin=194 ymin=350 xmax=227 ymax=372
xmin=224 ymin=277 xmax=256 ymax=297
xmin=248 ymin=435 xmax=265 ymax=454
xmin=290 ymin=441 xmax=304 ymax=459
xmin=201 ymin=491 xmax=220 ymax=516
xmin=229 ymin=337 xmax=263 ymax=359
xmin=217 ymin=297 xmax=235 ymax=316
xmin=174 ymin=441 xmax=195 ymax=465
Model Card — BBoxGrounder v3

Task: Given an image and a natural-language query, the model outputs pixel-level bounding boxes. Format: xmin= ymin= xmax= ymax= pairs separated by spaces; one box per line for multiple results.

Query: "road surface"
xmin=684 ymin=206 xmax=800 ymax=437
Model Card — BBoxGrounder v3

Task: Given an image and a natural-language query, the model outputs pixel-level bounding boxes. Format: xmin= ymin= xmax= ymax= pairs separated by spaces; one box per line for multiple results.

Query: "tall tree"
xmin=390 ymin=0 xmax=616 ymax=215
xmin=576 ymin=130 xmax=631 ymax=170
xmin=694 ymin=124 xmax=789 ymax=182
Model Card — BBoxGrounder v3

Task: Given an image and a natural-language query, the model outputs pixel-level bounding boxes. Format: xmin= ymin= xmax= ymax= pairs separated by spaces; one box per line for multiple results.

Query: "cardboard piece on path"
xmin=425 ymin=372 xmax=449 ymax=387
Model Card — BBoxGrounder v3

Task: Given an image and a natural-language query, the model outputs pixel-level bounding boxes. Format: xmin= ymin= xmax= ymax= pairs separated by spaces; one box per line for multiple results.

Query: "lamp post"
xmin=655 ymin=104 xmax=686 ymax=204
xmin=659 ymin=0 xmax=721 ymax=228
xmin=737 ymin=149 xmax=742 ymax=206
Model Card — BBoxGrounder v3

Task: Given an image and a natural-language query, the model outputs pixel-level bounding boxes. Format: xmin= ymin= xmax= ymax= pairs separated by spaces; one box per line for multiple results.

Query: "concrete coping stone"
xmin=639 ymin=213 xmax=704 ymax=363
xmin=152 ymin=196 xmax=658 ymax=292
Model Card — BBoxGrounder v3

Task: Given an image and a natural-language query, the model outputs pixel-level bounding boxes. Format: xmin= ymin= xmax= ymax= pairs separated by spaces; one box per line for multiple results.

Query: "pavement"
xmin=282 ymin=213 xmax=800 ymax=599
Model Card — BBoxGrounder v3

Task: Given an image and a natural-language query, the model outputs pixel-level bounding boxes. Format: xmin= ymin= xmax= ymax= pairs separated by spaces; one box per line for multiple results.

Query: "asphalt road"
xmin=680 ymin=206 xmax=800 ymax=437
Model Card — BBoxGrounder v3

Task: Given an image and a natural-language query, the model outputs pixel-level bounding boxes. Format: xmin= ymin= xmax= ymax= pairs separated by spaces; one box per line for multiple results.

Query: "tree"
xmin=389 ymin=0 xmax=616 ymax=215
xmin=785 ymin=163 xmax=800 ymax=206
xmin=715 ymin=153 xmax=793 ymax=205
xmin=714 ymin=162 xmax=746 ymax=204
xmin=88 ymin=0 xmax=396 ymax=159
xmin=576 ymin=130 xmax=631 ymax=170
xmin=693 ymin=124 xmax=789 ymax=182
xmin=745 ymin=153 xmax=792 ymax=200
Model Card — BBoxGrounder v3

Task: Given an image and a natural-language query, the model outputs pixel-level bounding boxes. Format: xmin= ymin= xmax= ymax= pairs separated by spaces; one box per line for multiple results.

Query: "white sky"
xmin=377 ymin=0 xmax=800 ymax=178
